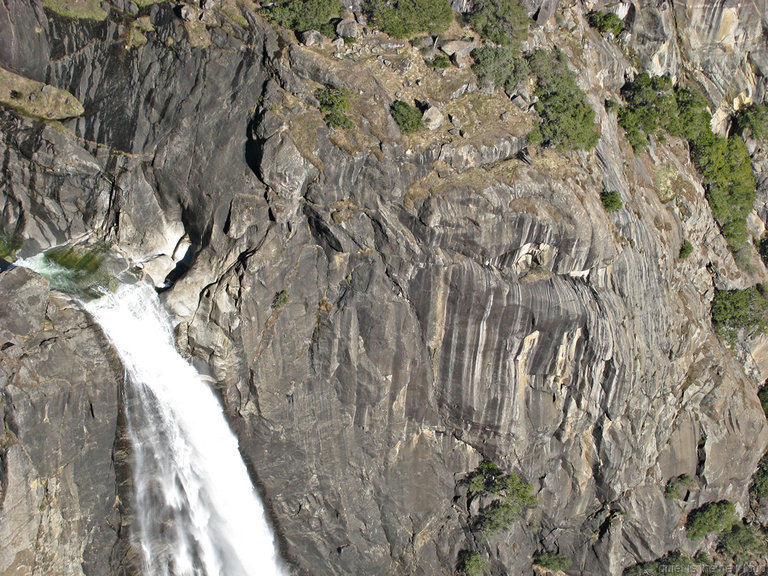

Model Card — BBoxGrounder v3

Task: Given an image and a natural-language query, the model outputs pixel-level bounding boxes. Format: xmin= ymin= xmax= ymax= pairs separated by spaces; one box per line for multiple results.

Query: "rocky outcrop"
xmin=614 ymin=0 xmax=768 ymax=127
xmin=2 ymin=1 xmax=768 ymax=575
xmin=523 ymin=0 xmax=768 ymax=116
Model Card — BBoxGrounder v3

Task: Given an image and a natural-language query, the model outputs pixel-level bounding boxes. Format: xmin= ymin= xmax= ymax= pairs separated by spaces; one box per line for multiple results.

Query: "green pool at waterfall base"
xmin=25 ymin=244 xmax=117 ymax=298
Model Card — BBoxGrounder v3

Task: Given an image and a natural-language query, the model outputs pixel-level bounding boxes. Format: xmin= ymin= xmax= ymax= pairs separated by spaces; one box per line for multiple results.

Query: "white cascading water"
xmin=19 ymin=251 xmax=283 ymax=576
xmin=85 ymin=283 xmax=284 ymax=576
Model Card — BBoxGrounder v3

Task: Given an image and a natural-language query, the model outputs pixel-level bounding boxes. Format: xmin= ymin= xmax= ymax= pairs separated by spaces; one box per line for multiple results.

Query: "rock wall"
xmin=619 ymin=0 xmax=768 ymax=128
xmin=2 ymin=1 xmax=768 ymax=575
xmin=0 ymin=267 xmax=126 ymax=576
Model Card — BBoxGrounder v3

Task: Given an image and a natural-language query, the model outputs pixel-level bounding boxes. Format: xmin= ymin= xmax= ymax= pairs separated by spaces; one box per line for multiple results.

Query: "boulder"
xmin=258 ymin=130 xmax=319 ymax=222
xmin=336 ymin=18 xmax=359 ymax=39
xmin=300 ymin=29 xmax=324 ymax=46
xmin=439 ymin=39 xmax=476 ymax=59
xmin=422 ymin=105 xmax=444 ymax=130
xmin=0 ymin=267 xmax=47 ymax=337
xmin=180 ymin=4 xmax=201 ymax=20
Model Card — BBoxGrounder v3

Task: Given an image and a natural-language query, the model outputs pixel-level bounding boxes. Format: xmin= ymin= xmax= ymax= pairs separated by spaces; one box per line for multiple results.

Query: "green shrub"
xmin=605 ymin=98 xmax=619 ymax=114
xmin=618 ymin=73 xmax=679 ymax=152
xmin=457 ymin=550 xmax=488 ymax=575
xmin=468 ymin=460 xmax=502 ymax=493
xmin=733 ymin=102 xmax=768 ymax=140
xmin=601 ymin=190 xmax=622 ymax=212
xmin=426 ymin=54 xmax=451 ymax=69
xmin=317 ymin=19 xmax=339 ymax=38
xmin=759 ymin=382 xmax=768 ymax=417
xmin=624 ymin=562 xmax=658 ymax=575
xmin=711 ymin=287 xmax=768 ymax=343
xmin=467 ymin=460 xmax=520 ymax=497
xmin=266 ymin=0 xmax=341 ymax=33
xmin=533 ymin=552 xmax=571 ymax=571
xmin=466 ymin=460 xmax=536 ymax=534
xmin=324 ymin=110 xmax=354 ymax=129
xmin=527 ymin=49 xmax=599 ymax=151
xmin=718 ymin=522 xmax=767 ymax=562
xmin=315 ymin=85 xmax=354 ymax=129
xmin=686 ymin=500 xmax=738 ymax=540
xmin=468 ymin=474 xmax=486 ymax=494
xmin=678 ymin=239 xmax=693 ymax=259
xmin=466 ymin=0 xmax=528 ymax=49
xmin=751 ymin=452 xmax=768 ymax=501
xmin=316 ymin=86 xmax=351 ymax=112
xmin=617 ymin=106 xmax=649 ymax=152
xmin=493 ymin=470 xmax=535 ymax=502
xmin=618 ymin=77 xmax=711 ymax=148
xmin=479 ymin=500 xmax=523 ymax=533
xmin=391 ymin=100 xmax=424 ymax=134
xmin=693 ymin=551 xmax=715 ymax=566
xmin=526 ymin=126 xmax=543 ymax=145
xmin=673 ymin=86 xmax=711 ymax=141
xmin=587 ymin=10 xmax=623 ymax=36
xmin=617 ymin=75 xmax=756 ymax=255
xmin=365 ymin=0 xmax=453 ymax=38
xmin=623 ymin=551 xmax=697 ymax=576
xmin=624 ymin=561 xmax=659 ymax=575
xmin=759 ymin=236 xmax=768 ymax=267
xmin=478 ymin=480 xmax=535 ymax=532
xmin=271 ymin=290 xmax=290 ymax=310
xmin=664 ymin=474 xmax=695 ymax=499
xmin=659 ymin=552 xmax=696 ymax=571
xmin=471 ymin=46 xmax=529 ymax=91
xmin=692 ymin=132 xmax=755 ymax=253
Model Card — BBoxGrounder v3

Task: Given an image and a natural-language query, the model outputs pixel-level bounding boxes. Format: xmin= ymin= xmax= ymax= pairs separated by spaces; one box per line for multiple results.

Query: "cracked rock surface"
xmin=2 ymin=1 xmax=768 ymax=575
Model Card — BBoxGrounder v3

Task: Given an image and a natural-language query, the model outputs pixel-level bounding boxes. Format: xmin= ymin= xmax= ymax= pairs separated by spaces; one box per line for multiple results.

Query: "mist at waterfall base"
xmin=20 ymin=254 xmax=283 ymax=576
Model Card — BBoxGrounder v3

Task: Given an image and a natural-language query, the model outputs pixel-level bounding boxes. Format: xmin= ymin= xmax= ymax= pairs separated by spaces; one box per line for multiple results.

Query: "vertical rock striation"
xmin=1 ymin=1 xmax=768 ymax=575
xmin=0 ymin=267 xmax=125 ymax=576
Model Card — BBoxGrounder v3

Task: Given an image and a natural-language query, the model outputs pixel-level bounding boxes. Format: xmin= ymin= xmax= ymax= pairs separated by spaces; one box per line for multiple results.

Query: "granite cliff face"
xmin=0 ymin=267 xmax=126 ymax=576
xmin=2 ymin=0 xmax=768 ymax=574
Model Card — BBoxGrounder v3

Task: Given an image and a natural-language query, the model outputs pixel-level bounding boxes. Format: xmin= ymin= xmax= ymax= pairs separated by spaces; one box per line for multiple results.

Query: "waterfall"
xmin=82 ymin=282 xmax=283 ymax=576
xmin=84 ymin=282 xmax=284 ymax=576
xmin=9 ymin=245 xmax=286 ymax=576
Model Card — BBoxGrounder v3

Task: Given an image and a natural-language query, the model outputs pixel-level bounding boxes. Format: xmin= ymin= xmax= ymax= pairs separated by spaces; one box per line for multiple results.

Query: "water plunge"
xmin=13 ymin=248 xmax=285 ymax=576
xmin=15 ymin=248 xmax=284 ymax=575
xmin=88 ymin=283 xmax=283 ymax=576
xmin=85 ymin=283 xmax=283 ymax=576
